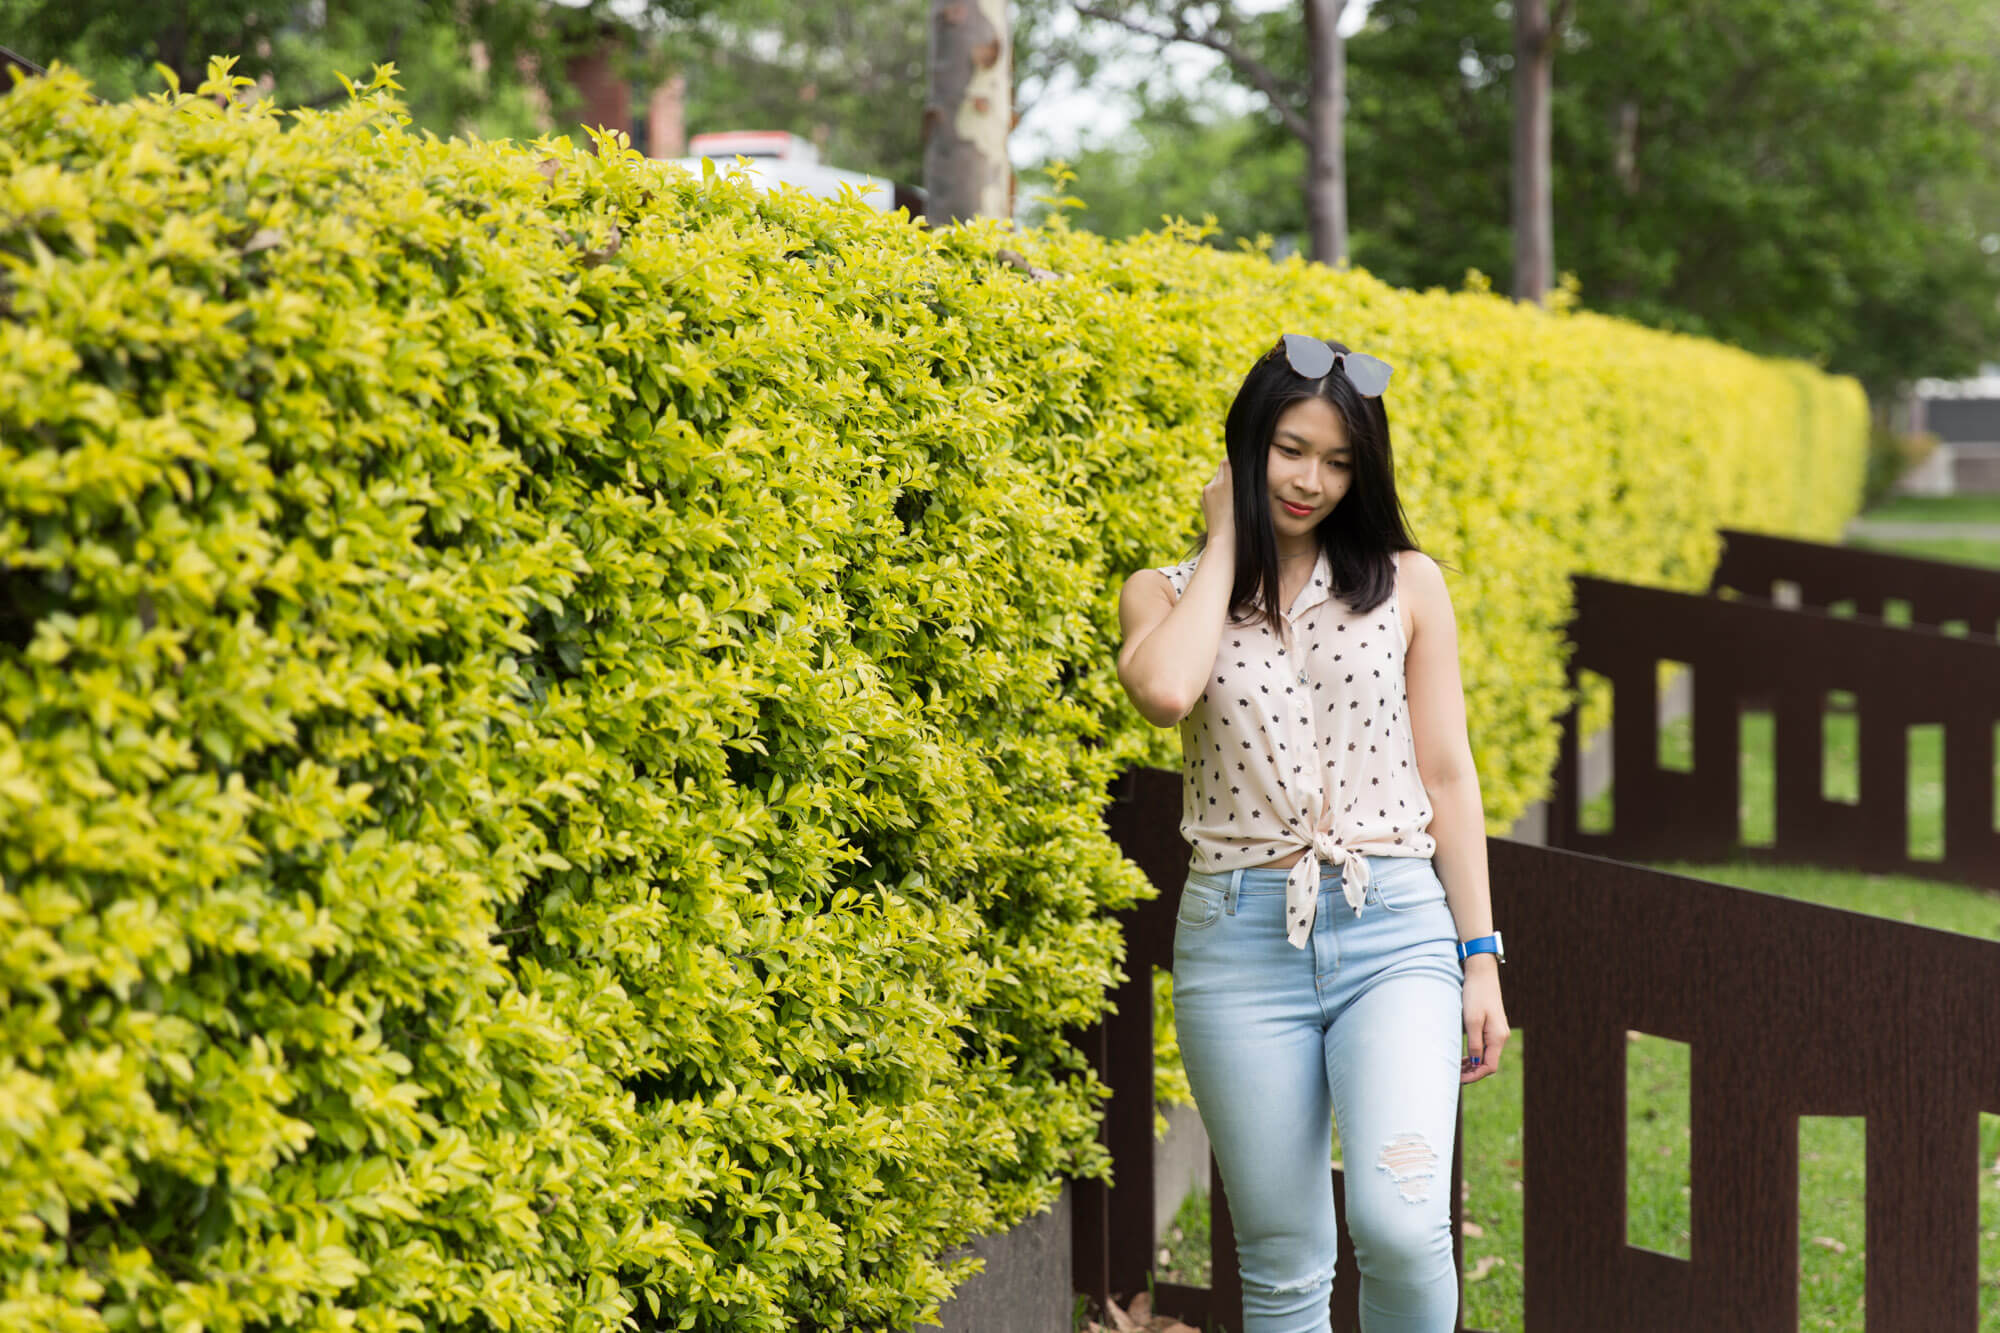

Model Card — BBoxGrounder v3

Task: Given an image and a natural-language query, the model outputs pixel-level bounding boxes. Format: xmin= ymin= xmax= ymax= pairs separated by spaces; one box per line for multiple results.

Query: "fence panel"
xmin=1710 ymin=527 xmax=2000 ymax=637
xmin=1548 ymin=574 xmax=2000 ymax=886
xmin=1489 ymin=838 xmax=2000 ymax=1332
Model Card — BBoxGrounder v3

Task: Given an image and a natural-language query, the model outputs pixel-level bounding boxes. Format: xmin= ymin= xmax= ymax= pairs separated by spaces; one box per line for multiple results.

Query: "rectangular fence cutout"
xmin=1157 ymin=1185 xmax=1212 ymax=1292
xmin=1771 ymin=578 xmax=1803 ymax=609
xmin=1460 ymin=1024 xmax=1525 ymax=1330
xmin=1883 ymin=596 xmax=1914 ymax=627
xmin=1739 ymin=706 xmax=1776 ymax=847
xmin=1578 ymin=668 xmax=1613 ymax=835
xmin=1827 ymin=597 xmax=1858 ymax=619
xmin=1823 ymin=690 xmax=1859 ymax=805
xmin=1983 ymin=1112 xmax=2000 ymax=1331
xmin=1941 ymin=618 xmax=1971 ymax=638
xmin=1151 ymin=966 xmax=1211 ymax=1277
xmin=1798 ymin=1115 xmax=1866 ymax=1330
xmin=1624 ymin=1031 xmax=1691 ymax=1261
xmin=1909 ymin=723 xmax=1945 ymax=862
xmin=1658 ymin=661 xmax=1693 ymax=773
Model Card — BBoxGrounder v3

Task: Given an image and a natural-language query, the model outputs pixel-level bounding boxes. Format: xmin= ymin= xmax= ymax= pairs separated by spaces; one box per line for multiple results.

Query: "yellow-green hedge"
xmin=0 ymin=58 xmax=1863 ymax=1331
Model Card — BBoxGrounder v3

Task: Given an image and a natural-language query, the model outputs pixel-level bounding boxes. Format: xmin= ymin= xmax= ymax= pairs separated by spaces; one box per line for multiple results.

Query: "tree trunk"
xmin=1512 ymin=0 xmax=1556 ymax=304
xmin=1304 ymin=0 xmax=1348 ymax=265
xmin=923 ymin=0 xmax=1012 ymax=225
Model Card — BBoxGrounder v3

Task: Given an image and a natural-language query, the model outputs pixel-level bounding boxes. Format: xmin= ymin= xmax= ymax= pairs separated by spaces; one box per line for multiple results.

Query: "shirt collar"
xmin=1284 ymin=548 xmax=1336 ymax=621
xmin=1186 ymin=546 xmax=1336 ymax=621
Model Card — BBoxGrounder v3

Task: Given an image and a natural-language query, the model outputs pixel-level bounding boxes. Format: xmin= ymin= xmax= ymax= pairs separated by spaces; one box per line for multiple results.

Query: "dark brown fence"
xmin=1545 ymin=573 xmax=2000 ymax=886
xmin=1710 ymin=527 xmax=2000 ymax=638
xmin=1079 ymin=764 xmax=2000 ymax=1332
xmin=1 ymin=46 xmax=47 ymax=86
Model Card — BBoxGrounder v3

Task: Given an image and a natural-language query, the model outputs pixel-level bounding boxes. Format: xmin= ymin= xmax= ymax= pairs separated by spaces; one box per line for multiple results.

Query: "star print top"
xmin=1151 ymin=546 xmax=1437 ymax=948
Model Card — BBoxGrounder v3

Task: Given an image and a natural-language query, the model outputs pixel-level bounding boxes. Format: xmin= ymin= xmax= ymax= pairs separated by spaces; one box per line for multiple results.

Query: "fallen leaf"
xmin=1811 ymin=1236 xmax=1848 ymax=1253
xmin=1126 ymin=1290 xmax=1152 ymax=1321
xmin=1105 ymin=1295 xmax=1138 ymax=1331
xmin=239 ymin=228 xmax=284 ymax=255
xmin=578 ymin=222 xmax=622 ymax=268
xmin=1461 ymin=1220 xmax=1486 ymax=1238
xmin=1466 ymin=1254 xmax=1506 ymax=1282
xmin=537 ymin=158 xmax=563 ymax=182
xmin=1161 ymin=1323 xmax=1201 ymax=1333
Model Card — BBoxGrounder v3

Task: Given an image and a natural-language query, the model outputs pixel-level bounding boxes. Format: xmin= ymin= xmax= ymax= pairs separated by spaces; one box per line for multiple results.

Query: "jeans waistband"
xmin=1188 ymin=855 xmax=1362 ymax=885
xmin=1186 ymin=853 xmax=1425 ymax=917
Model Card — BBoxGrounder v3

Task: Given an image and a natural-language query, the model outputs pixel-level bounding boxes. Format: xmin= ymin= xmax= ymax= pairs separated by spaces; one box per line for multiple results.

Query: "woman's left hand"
xmin=1460 ymin=959 xmax=1510 ymax=1085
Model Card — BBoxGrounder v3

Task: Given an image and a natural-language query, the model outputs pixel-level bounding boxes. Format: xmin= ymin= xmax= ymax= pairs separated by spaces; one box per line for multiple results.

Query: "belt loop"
xmin=1226 ymin=867 xmax=1242 ymax=916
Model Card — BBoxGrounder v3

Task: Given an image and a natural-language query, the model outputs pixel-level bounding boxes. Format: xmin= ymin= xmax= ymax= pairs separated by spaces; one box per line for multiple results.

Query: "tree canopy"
xmin=1040 ymin=0 xmax=2000 ymax=390
xmin=0 ymin=0 xmax=724 ymax=138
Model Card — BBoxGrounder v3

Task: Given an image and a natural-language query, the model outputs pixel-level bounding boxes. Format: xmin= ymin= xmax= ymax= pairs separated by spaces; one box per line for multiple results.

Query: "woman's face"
xmin=1265 ymin=397 xmax=1353 ymax=532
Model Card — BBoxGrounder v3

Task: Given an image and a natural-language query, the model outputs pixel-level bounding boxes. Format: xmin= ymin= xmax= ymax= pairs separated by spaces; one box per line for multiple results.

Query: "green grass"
xmin=1848 ymin=495 xmax=2000 ymax=570
xmin=1157 ymin=1185 xmax=1213 ymax=1289
xmin=1859 ymin=493 xmax=2000 ymax=525
xmin=1847 ymin=534 xmax=2000 ymax=570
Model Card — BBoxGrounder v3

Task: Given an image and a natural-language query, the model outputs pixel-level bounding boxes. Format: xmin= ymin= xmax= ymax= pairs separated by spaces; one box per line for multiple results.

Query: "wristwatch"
xmin=1457 ymin=932 xmax=1505 ymax=964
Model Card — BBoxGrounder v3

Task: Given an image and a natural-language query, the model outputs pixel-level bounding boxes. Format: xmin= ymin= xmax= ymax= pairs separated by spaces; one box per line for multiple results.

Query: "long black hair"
xmin=1188 ymin=336 xmax=1427 ymax=638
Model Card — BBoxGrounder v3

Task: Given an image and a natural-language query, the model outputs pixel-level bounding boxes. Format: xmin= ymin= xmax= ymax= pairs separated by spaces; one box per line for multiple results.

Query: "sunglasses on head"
xmin=1276 ymin=333 xmax=1393 ymax=398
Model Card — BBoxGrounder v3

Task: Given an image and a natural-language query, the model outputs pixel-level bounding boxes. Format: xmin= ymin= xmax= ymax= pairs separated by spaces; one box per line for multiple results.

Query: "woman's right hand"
xmin=1201 ymin=457 xmax=1236 ymax=544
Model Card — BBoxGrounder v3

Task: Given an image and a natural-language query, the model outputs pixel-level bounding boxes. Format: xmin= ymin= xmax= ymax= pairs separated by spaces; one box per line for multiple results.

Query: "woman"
xmin=1115 ymin=335 xmax=1509 ymax=1333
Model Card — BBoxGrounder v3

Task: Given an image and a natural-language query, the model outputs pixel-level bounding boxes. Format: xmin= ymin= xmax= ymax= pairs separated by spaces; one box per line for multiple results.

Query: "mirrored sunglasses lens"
xmin=1343 ymin=353 xmax=1392 ymax=396
xmin=1283 ymin=333 xmax=1335 ymax=380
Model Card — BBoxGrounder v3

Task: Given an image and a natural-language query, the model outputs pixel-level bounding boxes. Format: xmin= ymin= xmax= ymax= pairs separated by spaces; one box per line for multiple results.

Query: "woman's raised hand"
xmin=1202 ymin=457 xmax=1236 ymax=544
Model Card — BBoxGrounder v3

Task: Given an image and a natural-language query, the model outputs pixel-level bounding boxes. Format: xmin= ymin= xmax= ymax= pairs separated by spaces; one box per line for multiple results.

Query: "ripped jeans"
xmin=1172 ymin=854 xmax=1463 ymax=1333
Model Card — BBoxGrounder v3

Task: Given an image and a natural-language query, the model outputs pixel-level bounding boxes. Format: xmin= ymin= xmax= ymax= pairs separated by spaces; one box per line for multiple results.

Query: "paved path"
xmin=1842 ymin=519 xmax=2000 ymax=541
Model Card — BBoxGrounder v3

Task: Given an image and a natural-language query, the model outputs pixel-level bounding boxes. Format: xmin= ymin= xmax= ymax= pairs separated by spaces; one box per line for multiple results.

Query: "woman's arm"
xmin=1400 ymin=549 xmax=1510 ymax=1085
xmin=1116 ymin=536 xmax=1238 ymax=727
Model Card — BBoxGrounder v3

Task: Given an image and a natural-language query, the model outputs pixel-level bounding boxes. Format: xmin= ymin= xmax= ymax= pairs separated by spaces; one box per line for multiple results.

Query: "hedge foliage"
xmin=0 ymin=58 xmax=1865 ymax=1331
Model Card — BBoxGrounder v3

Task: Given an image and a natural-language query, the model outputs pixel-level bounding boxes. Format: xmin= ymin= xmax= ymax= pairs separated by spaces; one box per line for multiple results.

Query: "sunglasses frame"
xmin=1278 ymin=333 xmax=1394 ymax=398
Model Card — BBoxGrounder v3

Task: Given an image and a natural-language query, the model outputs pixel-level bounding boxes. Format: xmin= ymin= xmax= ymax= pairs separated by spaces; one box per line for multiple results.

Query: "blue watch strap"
xmin=1457 ymin=932 xmax=1504 ymax=963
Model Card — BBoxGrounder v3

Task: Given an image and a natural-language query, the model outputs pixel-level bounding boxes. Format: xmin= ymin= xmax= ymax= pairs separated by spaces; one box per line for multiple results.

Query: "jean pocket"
xmin=1372 ymin=859 xmax=1447 ymax=913
xmin=1175 ymin=882 xmax=1224 ymax=931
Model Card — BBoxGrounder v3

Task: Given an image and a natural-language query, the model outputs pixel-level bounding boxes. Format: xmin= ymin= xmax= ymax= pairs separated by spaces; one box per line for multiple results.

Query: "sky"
xmin=1010 ymin=1 xmax=1375 ymax=167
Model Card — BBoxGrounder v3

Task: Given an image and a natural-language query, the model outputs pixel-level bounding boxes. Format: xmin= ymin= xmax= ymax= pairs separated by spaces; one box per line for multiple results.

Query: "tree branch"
xmin=1072 ymin=2 xmax=1312 ymax=144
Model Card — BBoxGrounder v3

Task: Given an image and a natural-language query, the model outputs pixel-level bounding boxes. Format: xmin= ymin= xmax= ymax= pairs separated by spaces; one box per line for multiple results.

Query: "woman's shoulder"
xmin=1392 ymin=550 xmax=1454 ymax=638
xmin=1392 ymin=544 xmax=1440 ymax=576
xmin=1146 ymin=549 xmax=1203 ymax=599
xmin=1394 ymin=548 xmax=1444 ymax=588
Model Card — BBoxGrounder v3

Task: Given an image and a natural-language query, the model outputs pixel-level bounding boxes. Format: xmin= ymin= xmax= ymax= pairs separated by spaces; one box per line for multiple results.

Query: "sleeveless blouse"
xmin=1151 ymin=547 xmax=1437 ymax=948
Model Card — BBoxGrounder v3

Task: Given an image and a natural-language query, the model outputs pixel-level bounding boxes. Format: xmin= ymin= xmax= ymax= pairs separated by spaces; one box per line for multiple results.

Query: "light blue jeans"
xmin=1172 ymin=853 xmax=1464 ymax=1333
